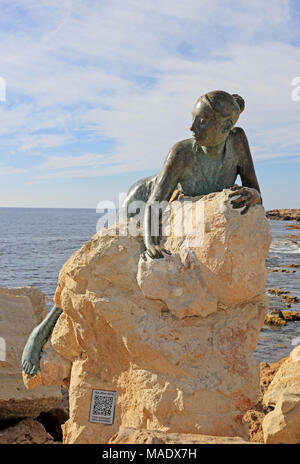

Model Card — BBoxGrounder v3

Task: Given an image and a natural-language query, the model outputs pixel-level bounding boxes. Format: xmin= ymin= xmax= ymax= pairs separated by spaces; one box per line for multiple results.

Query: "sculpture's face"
xmin=190 ymin=98 xmax=233 ymax=146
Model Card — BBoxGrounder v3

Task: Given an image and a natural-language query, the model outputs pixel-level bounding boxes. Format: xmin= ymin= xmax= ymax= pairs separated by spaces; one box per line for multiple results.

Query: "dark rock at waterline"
xmin=266 ymin=209 xmax=300 ymax=221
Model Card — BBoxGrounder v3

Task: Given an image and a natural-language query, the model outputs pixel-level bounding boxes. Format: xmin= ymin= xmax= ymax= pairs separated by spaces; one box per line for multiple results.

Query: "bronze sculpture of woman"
xmin=22 ymin=90 xmax=262 ymax=375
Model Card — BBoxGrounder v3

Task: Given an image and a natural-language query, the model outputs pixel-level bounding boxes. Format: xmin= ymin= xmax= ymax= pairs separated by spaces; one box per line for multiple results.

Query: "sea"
xmin=0 ymin=207 xmax=299 ymax=363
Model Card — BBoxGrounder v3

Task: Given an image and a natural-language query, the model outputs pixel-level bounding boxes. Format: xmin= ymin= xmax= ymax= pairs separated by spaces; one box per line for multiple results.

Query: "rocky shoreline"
xmin=266 ymin=209 xmax=300 ymax=221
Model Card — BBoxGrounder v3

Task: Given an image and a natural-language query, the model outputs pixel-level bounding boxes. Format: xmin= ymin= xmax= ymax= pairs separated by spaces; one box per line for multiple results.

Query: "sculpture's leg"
xmin=22 ymin=305 xmax=63 ymax=376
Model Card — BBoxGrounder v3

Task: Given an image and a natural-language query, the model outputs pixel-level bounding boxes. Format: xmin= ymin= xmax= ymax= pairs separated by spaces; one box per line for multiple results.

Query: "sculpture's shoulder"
xmin=228 ymin=127 xmax=250 ymax=159
xmin=166 ymin=139 xmax=193 ymax=171
xmin=167 ymin=138 xmax=194 ymax=162
xmin=229 ymin=126 xmax=247 ymax=140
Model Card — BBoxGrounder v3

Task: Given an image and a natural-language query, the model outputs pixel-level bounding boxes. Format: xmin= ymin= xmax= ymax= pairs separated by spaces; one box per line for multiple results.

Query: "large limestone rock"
xmin=0 ymin=287 xmax=62 ymax=422
xmin=25 ymin=190 xmax=271 ymax=443
xmin=262 ymin=345 xmax=300 ymax=444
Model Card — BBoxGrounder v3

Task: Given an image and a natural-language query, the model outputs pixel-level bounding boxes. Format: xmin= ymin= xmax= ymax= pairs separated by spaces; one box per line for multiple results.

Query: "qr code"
xmin=92 ymin=394 xmax=113 ymax=416
xmin=89 ymin=389 xmax=116 ymax=424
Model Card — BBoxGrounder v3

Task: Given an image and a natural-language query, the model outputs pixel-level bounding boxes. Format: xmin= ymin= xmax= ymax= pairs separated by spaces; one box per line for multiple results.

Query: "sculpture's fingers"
xmin=24 ymin=360 xmax=30 ymax=370
xmin=231 ymin=196 xmax=245 ymax=204
xmin=162 ymin=248 xmax=172 ymax=255
xmin=146 ymin=249 xmax=155 ymax=259
xmin=30 ymin=364 xmax=37 ymax=375
xmin=240 ymin=204 xmax=250 ymax=215
xmin=229 ymin=189 xmax=249 ymax=199
xmin=146 ymin=246 xmax=163 ymax=259
xmin=232 ymin=200 xmax=247 ymax=209
xmin=23 ymin=361 xmax=32 ymax=374
xmin=230 ymin=184 xmax=240 ymax=191
xmin=169 ymin=189 xmax=183 ymax=204
xmin=228 ymin=190 xmax=242 ymax=198
xmin=154 ymin=246 xmax=164 ymax=259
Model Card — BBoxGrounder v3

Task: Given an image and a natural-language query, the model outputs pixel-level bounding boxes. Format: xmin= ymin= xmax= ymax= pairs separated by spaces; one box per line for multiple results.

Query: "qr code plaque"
xmin=89 ymin=389 xmax=116 ymax=424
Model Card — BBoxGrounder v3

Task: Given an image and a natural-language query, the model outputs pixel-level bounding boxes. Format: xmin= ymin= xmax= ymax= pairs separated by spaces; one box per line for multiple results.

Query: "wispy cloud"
xmin=0 ymin=0 xmax=299 ymax=208
xmin=19 ymin=133 xmax=73 ymax=150
xmin=36 ymin=153 xmax=114 ymax=170
xmin=0 ymin=165 xmax=25 ymax=176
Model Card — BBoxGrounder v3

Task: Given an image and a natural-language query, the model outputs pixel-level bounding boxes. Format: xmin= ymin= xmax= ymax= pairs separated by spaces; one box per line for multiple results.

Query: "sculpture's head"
xmin=190 ymin=90 xmax=245 ymax=146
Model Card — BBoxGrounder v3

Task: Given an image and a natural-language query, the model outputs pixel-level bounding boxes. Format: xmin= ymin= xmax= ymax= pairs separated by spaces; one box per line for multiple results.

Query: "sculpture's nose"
xmin=190 ymin=119 xmax=196 ymax=132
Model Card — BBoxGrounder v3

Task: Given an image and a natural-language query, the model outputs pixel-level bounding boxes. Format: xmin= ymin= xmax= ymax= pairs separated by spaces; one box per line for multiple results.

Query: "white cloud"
xmin=0 ymin=0 xmax=298 ymax=185
xmin=36 ymin=153 xmax=114 ymax=170
xmin=0 ymin=165 xmax=25 ymax=176
xmin=20 ymin=134 xmax=72 ymax=150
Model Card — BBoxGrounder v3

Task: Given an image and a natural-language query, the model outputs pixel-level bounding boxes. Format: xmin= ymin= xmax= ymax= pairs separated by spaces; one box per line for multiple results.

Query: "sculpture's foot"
xmin=22 ymin=326 xmax=46 ymax=376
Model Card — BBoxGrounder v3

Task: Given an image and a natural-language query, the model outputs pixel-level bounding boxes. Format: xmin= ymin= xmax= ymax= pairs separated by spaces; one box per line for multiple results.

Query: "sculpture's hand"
xmin=169 ymin=189 xmax=185 ymax=204
xmin=229 ymin=185 xmax=262 ymax=215
xmin=141 ymin=245 xmax=172 ymax=260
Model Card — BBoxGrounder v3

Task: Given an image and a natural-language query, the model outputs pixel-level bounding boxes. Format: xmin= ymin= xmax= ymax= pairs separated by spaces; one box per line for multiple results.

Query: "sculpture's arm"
xmin=143 ymin=143 xmax=184 ymax=259
xmin=229 ymin=127 xmax=262 ymax=215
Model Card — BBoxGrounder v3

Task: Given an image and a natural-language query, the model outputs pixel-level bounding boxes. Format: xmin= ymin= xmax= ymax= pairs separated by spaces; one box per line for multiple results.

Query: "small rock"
xmin=264 ymin=315 xmax=286 ymax=326
xmin=263 ymin=345 xmax=300 ymax=444
xmin=282 ymin=311 xmax=300 ymax=322
xmin=268 ymin=288 xmax=289 ymax=295
xmin=0 ymin=418 xmax=53 ymax=444
xmin=281 ymin=294 xmax=299 ymax=304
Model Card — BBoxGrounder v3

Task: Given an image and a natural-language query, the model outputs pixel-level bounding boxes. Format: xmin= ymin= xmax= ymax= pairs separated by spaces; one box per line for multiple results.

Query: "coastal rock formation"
xmin=0 ymin=287 xmax=62 ymax=422
xmin=264 ymin=309 xmax=300 ymax=327
xmin=26 ymin=190 xmax=271 ymax=444
xmin=266 ymin=209 xmax=300 ymax=221
xmin=262 ymin=345 xmax=300 ymax=444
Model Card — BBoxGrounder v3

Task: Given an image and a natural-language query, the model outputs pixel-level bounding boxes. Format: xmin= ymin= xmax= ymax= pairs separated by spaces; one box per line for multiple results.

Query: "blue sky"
xmin=0 ymin=0 xmax=299 ymax=209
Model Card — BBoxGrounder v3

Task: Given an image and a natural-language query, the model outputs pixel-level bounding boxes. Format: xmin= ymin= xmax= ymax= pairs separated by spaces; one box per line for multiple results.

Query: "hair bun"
xmin=232 ymin=94 xmax=245 ymax=113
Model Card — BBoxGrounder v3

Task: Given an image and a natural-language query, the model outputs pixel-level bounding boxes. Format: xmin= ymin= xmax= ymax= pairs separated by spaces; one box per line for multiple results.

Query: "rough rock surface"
xmin=26 ymin=190 xmax=271 ymax=444
xmin=262 ymin=345 xmax=300 ymax=444
xmin=0 ymin=286 xmax=48 ymax=325
xmin=108 ymin=427 xmax=252 ymax=444
xmin=37 ymin=407 xmax=69 ymax=442
xmin=242 ymin=358 xmax=287 ymax=444
xmin=0 ymin=418 xmax=53 ymax=444
xmin=0 ymin=287 xmax=62 ymax=421
xmin=260 ymin=358 xmax=288 ymax=394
